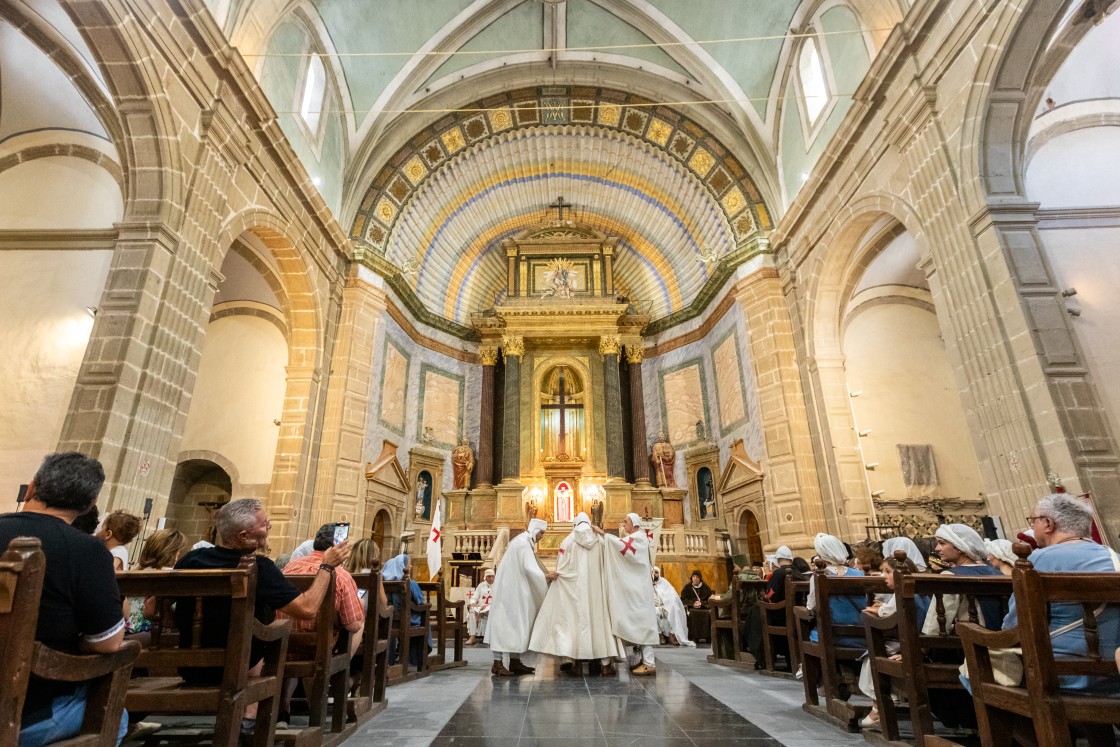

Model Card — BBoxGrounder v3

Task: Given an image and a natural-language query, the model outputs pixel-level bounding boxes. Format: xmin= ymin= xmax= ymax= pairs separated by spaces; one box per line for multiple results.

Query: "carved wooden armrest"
xmin=31 ymin=640 xmax=141 ymax=683
xmin=793 ymin=605 xmax=815 ymax=622
xmin=252 ymin=618 xmax=292 ymax=643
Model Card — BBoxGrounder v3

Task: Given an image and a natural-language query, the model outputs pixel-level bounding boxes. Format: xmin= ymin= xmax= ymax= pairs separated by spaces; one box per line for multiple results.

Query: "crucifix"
xmin=542 ymin=366 xmax=582 ymax=460
xmin=549 ymin=196 xmax=572 ymax=222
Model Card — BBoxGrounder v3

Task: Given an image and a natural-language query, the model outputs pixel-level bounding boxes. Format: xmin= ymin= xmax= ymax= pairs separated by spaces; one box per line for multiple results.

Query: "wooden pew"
xmin=863 ymin=555 xmax=1012 ymax=747
xmin=755 ymin=576 xmax=808 ymax=679
xmin=115 ymin=557 xmax=290 ymax=747
xmin=957 ymin=544 xmax=1120 ymax=747
xmin=275 ymin=572 xmax=350 ymax=747
xmin=0 ymin=537 xmax=140 ymax=747
xmin=795 ymin=567 xmax=888 ymax=732
xmin=382 ymin=569 xmax=432 ymax=685
xmin=417 ymin=581 xmax=467 ymax=671
xmin=347 ymin=570 xmax=390 ymax=723
xmin=707 ymin=578 xmax=767 ymax=669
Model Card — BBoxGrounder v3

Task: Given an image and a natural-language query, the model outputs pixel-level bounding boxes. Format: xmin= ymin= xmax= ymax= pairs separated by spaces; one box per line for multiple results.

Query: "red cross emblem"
xmin=645 ymin=529 xmax=654 ymax=540
xmin=558 ymin=548 xmax=565 ymax=554
xmin=430 ymin=527 xmax=440 ymax=543
xmin=621 ymin=537 xmax=637 ymax=556
xmin=483 ymin=594 xmax=492 ymax=605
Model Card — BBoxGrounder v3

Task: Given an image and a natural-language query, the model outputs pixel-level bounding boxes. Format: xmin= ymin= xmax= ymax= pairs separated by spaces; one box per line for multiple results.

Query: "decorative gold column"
xmin=501 ymin=335 xmax=524 ymax=481
xmin=477 ymin=345 xmax=499 ymax=487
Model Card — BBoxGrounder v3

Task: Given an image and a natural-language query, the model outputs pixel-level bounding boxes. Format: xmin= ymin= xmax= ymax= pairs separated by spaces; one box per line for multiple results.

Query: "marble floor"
xmin=341 ymin=645 xmax=865 ymax=747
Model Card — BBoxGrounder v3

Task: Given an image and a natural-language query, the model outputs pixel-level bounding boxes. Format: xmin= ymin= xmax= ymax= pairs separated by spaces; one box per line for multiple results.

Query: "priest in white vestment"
xmin=653 ymin=566 xmax=695 ymax=647
xmin=466 ymin=568 xmax=495 ymax=645
xmin=529 ymin=513 xmax=625 ymax=675
xmin=488 ymin=518 xmax=556 ymax=676
xmin=594 ymin=512 xmax=659 ymax=676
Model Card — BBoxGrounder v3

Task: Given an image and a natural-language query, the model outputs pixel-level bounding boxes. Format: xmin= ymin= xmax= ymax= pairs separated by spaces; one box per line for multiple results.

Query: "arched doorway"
xmin=371 ymin=508 xmax=392 ymax=562
xmin=167 ymin=458 xmax=233 ymax=545
xmin=738 ymin=509 xmax=763 ymax=565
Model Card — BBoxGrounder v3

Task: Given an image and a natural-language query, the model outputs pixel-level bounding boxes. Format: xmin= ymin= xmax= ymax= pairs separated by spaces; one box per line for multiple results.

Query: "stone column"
xmin=600 ymin=335 xmax=626 ymax=479
xmin=501 ymin=335 xmax=524 ymax=481
xmin=307 ymin=274 xmax=387 ymax=537
xmin=626 ymin=345 xmax=652 ymax=485
xmin=477 ymin=345 xmax=499 ymax=487
xmin=734 ymin=269 xmax=828 ymax=548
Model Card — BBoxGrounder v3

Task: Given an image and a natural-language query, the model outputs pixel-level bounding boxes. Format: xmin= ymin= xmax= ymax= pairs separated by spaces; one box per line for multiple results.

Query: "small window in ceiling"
xmin=299 ymin=53 xmax=327 ymax=133
xmin=798 ymin=37 xmax=830 ymax=125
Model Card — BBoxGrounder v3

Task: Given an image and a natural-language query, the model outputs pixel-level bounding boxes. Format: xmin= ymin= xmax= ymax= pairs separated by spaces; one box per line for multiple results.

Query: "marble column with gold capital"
xmin=501 ymin=336 xmax=524 ymax=481
xmin=626 ymin=345 xmax=652 ymax=484
xmin=477 ymin=345 xmax=499 ymax=487
xmin=600 ymin=335 xmax=625 ymax=479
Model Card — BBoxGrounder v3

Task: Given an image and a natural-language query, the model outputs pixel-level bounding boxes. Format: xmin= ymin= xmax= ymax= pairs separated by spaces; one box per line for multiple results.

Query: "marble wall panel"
xmin=419 ymin=363 xmax=464 ymax=449
xmin=377 ymin=336 xmax=410 ymax=436
xmin=659 ymin=360 xmax=710 ymax=447
xmin=712 ymin=328 xmax=748 ymax=431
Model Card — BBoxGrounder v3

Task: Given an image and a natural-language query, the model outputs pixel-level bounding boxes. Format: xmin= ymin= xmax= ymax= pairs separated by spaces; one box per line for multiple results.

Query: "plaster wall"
xmin=179 ymin=315 xmax=288 ymax=488
xmin=0 ymin=158 xmax=123 ymax=229
xmin=1025 ymin=128 xmax=1120 ymax=208
xmin=0 ymin=249 xmax=112 ymax=509
xmin=843 ymin=302 xmax=985 ymax=503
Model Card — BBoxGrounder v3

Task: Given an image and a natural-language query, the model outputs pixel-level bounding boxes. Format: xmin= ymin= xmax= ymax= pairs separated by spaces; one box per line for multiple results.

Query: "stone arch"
xmin=0 ymin=143 xmax=124 ymax=193
xmin=166 ymin=451 xmax=238 ymax=543
xmin=736 ymin=508 xmax=764 ymax=565
xmin=58 ymin=0 xmax=186 ymax=224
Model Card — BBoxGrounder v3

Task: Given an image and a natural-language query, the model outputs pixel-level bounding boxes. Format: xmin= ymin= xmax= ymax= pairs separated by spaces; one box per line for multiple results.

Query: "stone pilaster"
xmin=626 ymin=345 xmax=651 ymax=485
xmin=734 ymin=270 xmax=828 ymax=547
xmin=307 ymin=274 xmax=387 ymax=540
xmin=477 ymin=345 xmax=499 ymax=487
xmin=501 ymin=335 xmax=524 ymax=481
xmin=600 ymin=335 xmax=625 ymax=479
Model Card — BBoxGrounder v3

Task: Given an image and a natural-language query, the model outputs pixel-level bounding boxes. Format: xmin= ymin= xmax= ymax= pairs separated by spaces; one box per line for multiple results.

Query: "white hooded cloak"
xmin=529 ymin=515 xmax=625 ymax=660
xmin=601 ymin=515 xmax=659 ymax=646
xmin=653 ymin=572 xmax=694 ymax=647
xmin=487 ymin=521 xmax=549 ymax=654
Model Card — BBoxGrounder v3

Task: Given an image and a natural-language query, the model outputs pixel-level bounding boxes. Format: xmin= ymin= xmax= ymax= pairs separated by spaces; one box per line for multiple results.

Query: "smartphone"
xmin=333 ymin=522 xmax=350 ymax=545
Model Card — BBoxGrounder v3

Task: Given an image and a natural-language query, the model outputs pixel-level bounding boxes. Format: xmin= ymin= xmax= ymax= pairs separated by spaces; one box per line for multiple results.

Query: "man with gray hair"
xmin=174 ymin=500 xmax=350 ymax=691
xmin=1002 ymin=492 xmax=1120 ymax=691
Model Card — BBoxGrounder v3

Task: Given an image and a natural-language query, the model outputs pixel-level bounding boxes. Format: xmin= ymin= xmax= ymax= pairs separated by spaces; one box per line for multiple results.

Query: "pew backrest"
xmin=282 ymin=571 xmax=343 ymax=658
xmin=800 ymin=571 xmax=888 ymax=649
xmin=0 ymin=538 xmax=45 ymax=739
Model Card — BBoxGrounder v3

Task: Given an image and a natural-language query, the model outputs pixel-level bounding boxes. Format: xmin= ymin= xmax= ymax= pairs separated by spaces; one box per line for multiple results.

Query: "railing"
xmin=656 ymin=528 xmax=711 ymax=556
xmin=683 ymin=531 xmax=709 ymax=555
xmin=658 ymin=532 xmax=677 ymax=555
xmin=451 ymin=530 xmax=496 ymax=556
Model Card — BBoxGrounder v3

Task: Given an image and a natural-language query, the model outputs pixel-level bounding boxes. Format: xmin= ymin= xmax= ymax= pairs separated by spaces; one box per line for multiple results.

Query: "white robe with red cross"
xmin=602 ymin=528 xmax=660 ymax=645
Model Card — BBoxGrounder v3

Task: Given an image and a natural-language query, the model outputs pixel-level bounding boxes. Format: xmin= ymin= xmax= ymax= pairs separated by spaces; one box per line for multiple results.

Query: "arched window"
xmin=798 ymin=37 xmax=830 ymax=126
xmin=299 ymin=52 xmax=326 ymax=133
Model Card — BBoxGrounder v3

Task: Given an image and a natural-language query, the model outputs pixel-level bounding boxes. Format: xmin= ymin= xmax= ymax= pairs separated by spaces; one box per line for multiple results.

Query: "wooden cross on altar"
xmin=541 ymin=366 xmax=582 ymax=460
xmin=549 ymin=196 xmax=572 ymax=221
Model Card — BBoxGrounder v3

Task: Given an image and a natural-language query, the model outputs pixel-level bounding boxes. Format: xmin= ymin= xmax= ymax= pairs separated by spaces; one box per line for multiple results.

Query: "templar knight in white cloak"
xmin=528 ymin=512 xmax=625 ymax=675
xmin=593 ymin=512 xmax=659 ymax=675
xmin=487 ymin=518 xmax=556 ymax=676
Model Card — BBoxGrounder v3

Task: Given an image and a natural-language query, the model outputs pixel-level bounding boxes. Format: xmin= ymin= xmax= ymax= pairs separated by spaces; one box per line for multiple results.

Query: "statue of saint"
xmin=524 ymin=500 xmax=538 ymax=522
xmin=451 ymin=439 xmax=474 ymax=490
xmin=590 ymin=499 xmax=604 ymax=528
xmin=650 ymin=433 xmax=677 ymax=488
xmin=415 ymin=476 xmax=429 ymax=518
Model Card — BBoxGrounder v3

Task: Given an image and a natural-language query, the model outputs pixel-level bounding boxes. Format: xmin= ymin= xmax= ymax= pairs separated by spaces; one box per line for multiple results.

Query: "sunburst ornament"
xmin=541 ymin=258 xmax=579 ymax=299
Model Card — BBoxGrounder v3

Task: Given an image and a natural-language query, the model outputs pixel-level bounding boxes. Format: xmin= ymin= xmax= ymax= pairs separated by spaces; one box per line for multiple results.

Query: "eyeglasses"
xmin=1025 ymin=515 xmax=1048 ymax=525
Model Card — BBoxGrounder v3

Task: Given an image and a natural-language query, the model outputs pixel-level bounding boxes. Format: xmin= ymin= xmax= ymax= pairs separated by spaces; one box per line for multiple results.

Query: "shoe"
xmin=600 ymin=664 xmax=616 ymax=676
xmin=466 ymin=636 xmax=477 ymax=646
xmin=860 ymin=712 xmax=880 ymax=730
xmin=508 ymin=659 xmax=535 ymax=675
xmin=795 ymin=666 xmax=803 ymax=680
xmin=561 ymin=662 xmax=582 ymax=677
xmin=669 ymin=634 xmax=680 ymax=646
xmin=631 ymin=664 xmax=656 ymax=676
xmin=276 ymin=709 xmax=291 ymax=729
xmin=124 ymin=722 xmax=162 ymax=741
xmin=491 ymin=662 xmax=515 ymax=677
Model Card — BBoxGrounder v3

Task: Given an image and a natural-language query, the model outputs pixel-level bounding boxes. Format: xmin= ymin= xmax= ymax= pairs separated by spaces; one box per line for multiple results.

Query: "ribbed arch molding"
xmin=385 ymin=125 xmax=735 ymax=323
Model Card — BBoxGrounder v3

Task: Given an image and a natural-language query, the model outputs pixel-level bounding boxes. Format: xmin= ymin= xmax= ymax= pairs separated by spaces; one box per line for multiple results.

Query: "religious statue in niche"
xmin=540 ymin=258 xmax=579 ymax=300
xmin=524 ymin=500 xmax=538 ymax=522
xmin=451 ymin=439 xmax=474 ymax=490
xmin=590 ymin=499 xmax=604 ymax=528
xmin=697 ymin=467 xmax=716 ymax=520
xmin=650 ymin=433 xmax=677 ymax=488
xmin=414 ymin=474 xmax=432 ymax=520
xmin=554 ymin=481 xmax=573 ymax=523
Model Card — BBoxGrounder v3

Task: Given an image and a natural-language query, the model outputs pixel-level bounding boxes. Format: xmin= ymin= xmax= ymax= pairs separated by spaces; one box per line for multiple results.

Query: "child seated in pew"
xmin=124 ymin=529 xmax=191 ymax=646
xmin=806 ymin=533 xmax=865 ymax=646
xmin=857 ymin=537 xmax=929 ymax=729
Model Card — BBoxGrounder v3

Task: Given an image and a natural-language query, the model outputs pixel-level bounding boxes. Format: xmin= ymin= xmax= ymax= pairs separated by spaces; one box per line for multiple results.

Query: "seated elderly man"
xmin=174 ymin=499 xmax=350 ymax=733
xmin=465 ymin=568 xmax=494 ymax=646
xmin=0 ymin=452 xmax=129 ymax=747
xmin=1005 ymin=492 xmax=1120 ymax=691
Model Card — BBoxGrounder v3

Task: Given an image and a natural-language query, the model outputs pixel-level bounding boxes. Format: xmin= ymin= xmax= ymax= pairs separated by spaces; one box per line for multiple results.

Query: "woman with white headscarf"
xmin=985 ymin=538 xmax=1016 ymax=575
xmin=805 ymin=533 xmax=864 ymax=646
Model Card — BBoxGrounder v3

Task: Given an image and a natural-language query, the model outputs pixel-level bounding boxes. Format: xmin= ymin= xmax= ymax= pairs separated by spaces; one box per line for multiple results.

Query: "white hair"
xmin=1036 ymin=493 xmax=1093 ymax=537
xmin=215 ymin=498 xmax=264 ymax=544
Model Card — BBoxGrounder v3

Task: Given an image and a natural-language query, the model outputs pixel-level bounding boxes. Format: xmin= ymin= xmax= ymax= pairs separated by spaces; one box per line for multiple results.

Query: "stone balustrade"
xmin=452 ymin=530 xmax=497 ymax=556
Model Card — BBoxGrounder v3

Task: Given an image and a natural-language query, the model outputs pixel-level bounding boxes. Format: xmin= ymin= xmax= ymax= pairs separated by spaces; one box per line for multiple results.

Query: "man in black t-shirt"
xmin=0 ymin=452 xmax=128 ymax=747
xmin=174 ymin=498 xmax=349 ymax=728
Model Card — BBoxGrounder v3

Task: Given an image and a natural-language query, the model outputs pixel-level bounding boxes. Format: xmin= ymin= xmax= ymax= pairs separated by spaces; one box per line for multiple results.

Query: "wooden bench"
xmin=347 ymin=570 xmax=389 ymax=722
xmin=382 ymin=570 xmax=432 ymax=685
xmin=707 ymin=578 xmax=767 ymax=669
xmin=957 ymin=544 xmax=1120 ymax=747
xmin=795 ymin=567 xmax=888 ymax=732
xmin=115 ymin=556 xmax=290 ymax=747
xmin=863 ymin=554 xmax=1012 ymax=747
xmin=0 ymin=537 xmax=140 ymax=747
xmin=755 ymin=575 xmax=808 ymax=679
xmin=275 ymin=572 xmax=350 ymax=747
xmin=417 ymin=581 xmax=467 ymax=671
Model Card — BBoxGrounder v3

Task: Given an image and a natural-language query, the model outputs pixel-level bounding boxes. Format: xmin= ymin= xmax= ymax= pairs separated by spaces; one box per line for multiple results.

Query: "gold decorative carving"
xmin=479 ymin=345 xmax=500 ymax=366
xmin=625 ymin=345 xmax=645 ymax=364
xmin=598 ymin=335 xmax=622 ymax=356
xmin=502 ymin=335 xmax=525 ymax=358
